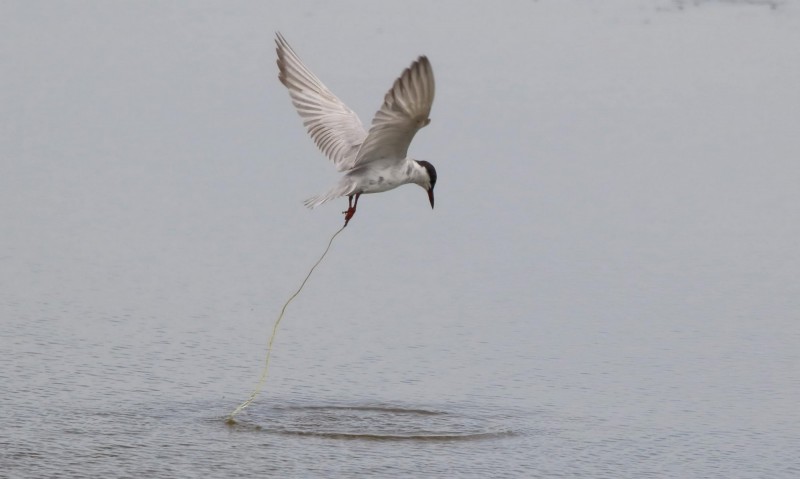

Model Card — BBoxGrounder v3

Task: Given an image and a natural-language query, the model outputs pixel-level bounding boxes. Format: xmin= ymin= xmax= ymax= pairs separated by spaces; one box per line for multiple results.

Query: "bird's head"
xmin=415 ymin=160 xmax=437 ymax=209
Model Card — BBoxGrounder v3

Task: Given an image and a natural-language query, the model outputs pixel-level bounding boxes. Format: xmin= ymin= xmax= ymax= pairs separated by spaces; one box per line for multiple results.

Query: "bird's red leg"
xmin=343 ymin=193 xmax=360 ymax=226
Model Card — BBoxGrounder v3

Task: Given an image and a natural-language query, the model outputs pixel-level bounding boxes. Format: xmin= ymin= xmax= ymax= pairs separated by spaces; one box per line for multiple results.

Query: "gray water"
xmin=2 ymin=1 xmax=799 ymax=477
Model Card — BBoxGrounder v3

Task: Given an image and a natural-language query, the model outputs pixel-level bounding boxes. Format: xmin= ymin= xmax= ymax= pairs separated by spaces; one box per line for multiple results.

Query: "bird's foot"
xmin=343 ymin=207 xmax=356 ymax=227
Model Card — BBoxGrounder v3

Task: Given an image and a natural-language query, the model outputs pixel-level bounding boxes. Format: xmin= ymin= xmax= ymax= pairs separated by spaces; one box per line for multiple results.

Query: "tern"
xmin=275 ymin=33 xmax=437 ymax=226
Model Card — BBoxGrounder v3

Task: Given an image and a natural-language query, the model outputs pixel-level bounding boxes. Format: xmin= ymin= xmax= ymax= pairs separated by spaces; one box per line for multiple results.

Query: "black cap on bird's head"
xmin=416 ymin=160 xmax=437 ymax=209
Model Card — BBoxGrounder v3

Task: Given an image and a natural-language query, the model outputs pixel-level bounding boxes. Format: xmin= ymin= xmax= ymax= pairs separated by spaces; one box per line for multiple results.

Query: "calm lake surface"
xmin=2 ymin=1 xmax=799 ymax=477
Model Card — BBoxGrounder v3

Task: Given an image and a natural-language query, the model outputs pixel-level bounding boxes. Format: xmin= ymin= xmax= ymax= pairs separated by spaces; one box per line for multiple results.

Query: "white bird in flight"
xmin=275 ymin=33 xmax=437 ymax=226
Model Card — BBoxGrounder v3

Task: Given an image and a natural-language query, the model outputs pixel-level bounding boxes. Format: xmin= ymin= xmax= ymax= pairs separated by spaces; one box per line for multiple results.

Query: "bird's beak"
xmin=427 ymin=187 xmax=435 ymax=209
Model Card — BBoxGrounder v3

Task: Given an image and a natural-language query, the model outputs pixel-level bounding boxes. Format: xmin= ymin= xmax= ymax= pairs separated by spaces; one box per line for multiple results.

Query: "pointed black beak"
xmin=427 ymin=187 xmax=435 ymax=209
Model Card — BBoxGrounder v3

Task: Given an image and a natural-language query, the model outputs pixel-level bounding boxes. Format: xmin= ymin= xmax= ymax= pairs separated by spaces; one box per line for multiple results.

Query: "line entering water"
xmin=227 ymin=224 xmax=347 ymax=424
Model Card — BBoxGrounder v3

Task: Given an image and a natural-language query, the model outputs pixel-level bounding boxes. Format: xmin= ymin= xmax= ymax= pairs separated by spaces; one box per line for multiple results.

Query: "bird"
xmin=275 ymin=32 xmax=437 ymax=227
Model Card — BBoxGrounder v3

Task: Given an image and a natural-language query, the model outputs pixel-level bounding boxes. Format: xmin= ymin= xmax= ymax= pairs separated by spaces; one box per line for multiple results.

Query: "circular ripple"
xmin=234 ymin=404 xmax=514 ymax=441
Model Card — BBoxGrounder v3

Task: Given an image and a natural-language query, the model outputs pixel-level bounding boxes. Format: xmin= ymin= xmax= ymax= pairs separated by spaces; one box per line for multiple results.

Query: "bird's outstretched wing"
xmin=353 ymin=56 xmax=435 ymax=167
xmin=275 ymin=32 xmax=367 ymax=172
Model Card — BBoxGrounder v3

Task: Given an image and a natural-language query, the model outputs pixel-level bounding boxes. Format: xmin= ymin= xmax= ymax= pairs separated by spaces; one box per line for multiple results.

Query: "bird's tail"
xmin=303 ymin=181 xmax=355 ymax=209
xmin=303 ymin=193 xmax=331 ymax=209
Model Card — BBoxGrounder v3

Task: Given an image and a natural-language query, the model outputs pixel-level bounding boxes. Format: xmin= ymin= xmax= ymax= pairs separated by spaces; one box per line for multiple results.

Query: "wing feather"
xmin=275 ymin=33 xmax=367 ymax=171
xmin=353 ymin=56 xmax=435 ymax=167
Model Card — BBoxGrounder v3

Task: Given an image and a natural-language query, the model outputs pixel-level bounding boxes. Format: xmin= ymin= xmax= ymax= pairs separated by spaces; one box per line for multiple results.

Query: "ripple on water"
xmin=226 ymin=404 xmax=516 ymax=441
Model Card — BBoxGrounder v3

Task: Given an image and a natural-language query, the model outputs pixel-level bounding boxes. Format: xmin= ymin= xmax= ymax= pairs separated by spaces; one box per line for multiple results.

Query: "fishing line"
xmin=227 ymin=223 xmax=347 ymax=424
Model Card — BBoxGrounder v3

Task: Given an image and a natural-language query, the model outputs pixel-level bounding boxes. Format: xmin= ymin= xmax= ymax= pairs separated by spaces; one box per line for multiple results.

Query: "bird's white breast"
xmin=348 ymin=159 xmax=420 ymax=194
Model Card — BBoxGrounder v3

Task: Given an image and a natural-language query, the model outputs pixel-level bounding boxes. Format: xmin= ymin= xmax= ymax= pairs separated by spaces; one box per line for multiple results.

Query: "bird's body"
xmin=304 ymin=158 xmax=434 ymax=208
xmin=275 ymin=33 xmax=437 ymax=225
